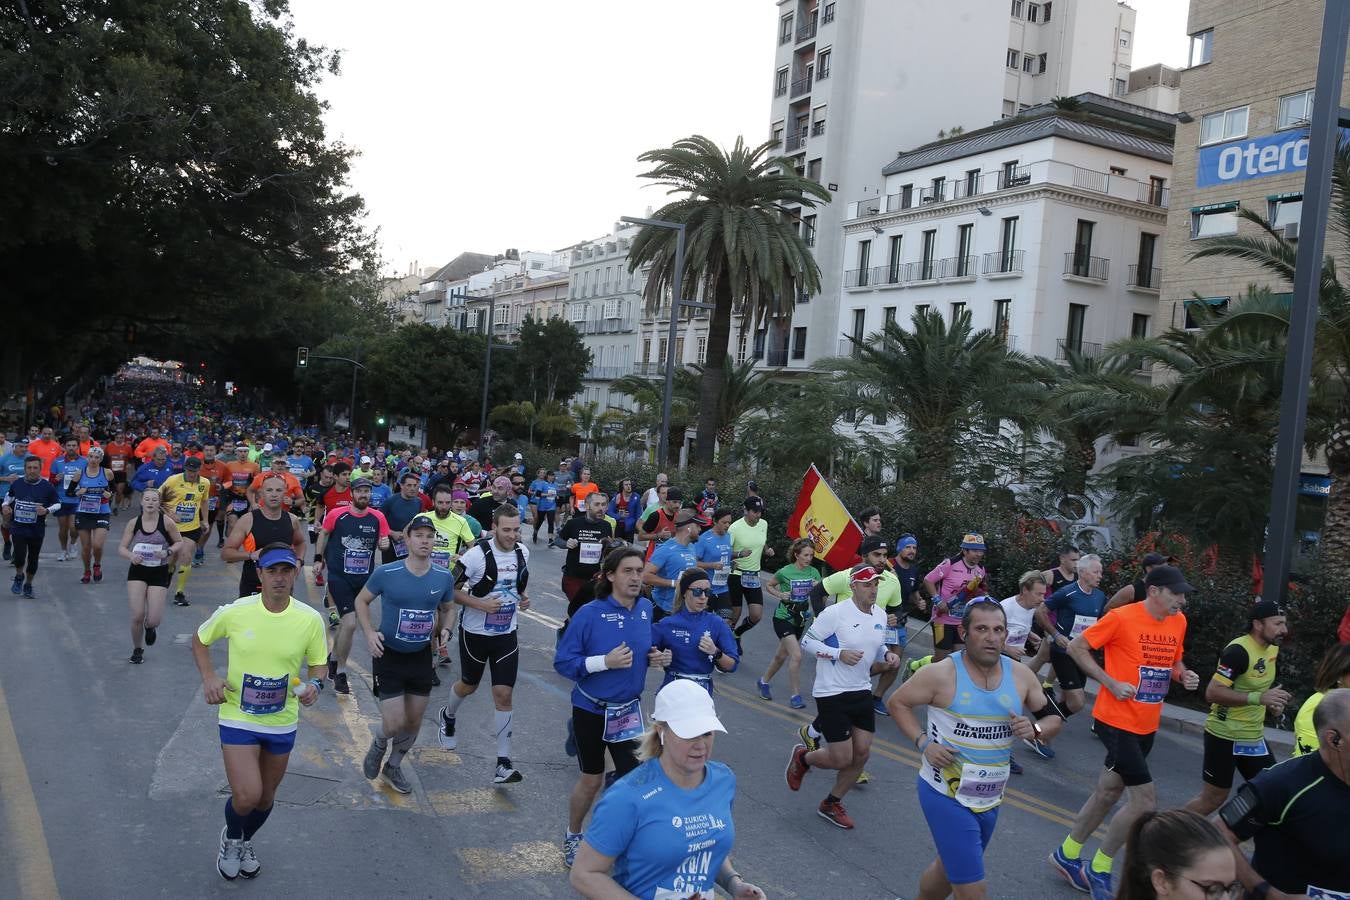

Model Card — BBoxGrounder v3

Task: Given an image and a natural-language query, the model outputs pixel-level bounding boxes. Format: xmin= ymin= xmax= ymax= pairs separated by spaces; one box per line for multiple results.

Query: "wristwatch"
xmin=712 ymin=650 xmax=725 ymax=662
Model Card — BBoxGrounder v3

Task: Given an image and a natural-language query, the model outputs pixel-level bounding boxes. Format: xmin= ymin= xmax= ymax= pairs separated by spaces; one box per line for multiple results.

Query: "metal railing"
xmin=1128 ymin=265 xmax=1162 ymax=290
xmin=1064 ymin=252 xmax=1109 ymax=281
xmin=811 ymin=120 xmax=826 ymax=136
xmin=879 ymin=262 xmax=911 ymax=286
xmin=785 ymin=128 xmax=808 ymax=152
xmin=1140 ymin=184 xmax=1170 ymax=207
xmin=938 ymin=255 xmax=977 ymax=279
xmin=790 ymin=76 xmax=813 ymax=98
xmin=844 ymin=267 xmax=871 ymax=288
xmin=796 ymin=15 xmax=817 ymax=41
xmin=918 ymin=184 xmax=946 ymax=204
xmin=982 ymin=249 xmax=1024 ymax=275
xmin=915 ymin=258 xmax=938 ymax=281
xmin=1057 ymin=339 xmax=1104 ymax=360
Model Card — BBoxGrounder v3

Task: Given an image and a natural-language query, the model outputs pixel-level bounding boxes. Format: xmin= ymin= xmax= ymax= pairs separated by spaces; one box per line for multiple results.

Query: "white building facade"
xmin=565 ymin=226 xmax=647 ymax=411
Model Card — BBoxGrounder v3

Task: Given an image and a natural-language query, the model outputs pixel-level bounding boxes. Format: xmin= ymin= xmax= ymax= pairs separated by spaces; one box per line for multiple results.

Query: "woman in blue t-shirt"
xmin=571 ymin=680 xmax=765 ymax=900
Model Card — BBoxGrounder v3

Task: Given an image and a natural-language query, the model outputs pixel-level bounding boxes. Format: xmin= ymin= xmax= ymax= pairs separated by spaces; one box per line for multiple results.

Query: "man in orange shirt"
xmin=570 ymin=466 xmax=599 ymax=512
xmin=198 ymin=442 xmax=231 ymax=548
xmin=75 ymin=423 xmax=100 ymax=456
xmin=103 ymin=431 xmax=135 ymax=513
xmin=247 ymin=456 xmax=305 ymax=515
xmin=134 ymin=427 xmax=170 ymax=463
xmin=1048 ymin=565 xmax=1201 ymax=899
xmin=28 ymin=426 xmax=62 ymax=478
xmin=223 ymin=453 xmax=260 ymax=526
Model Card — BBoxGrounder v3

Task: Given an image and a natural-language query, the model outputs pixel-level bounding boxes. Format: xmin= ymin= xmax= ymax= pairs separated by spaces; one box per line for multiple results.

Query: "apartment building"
xmin=766 ymin=0 xmax=1139 ymax=371
xmin=414 ymin=252 xmax=496 ymax=326
xmin=564 ymin=226 xmax=647 ymax=411
xmin=442 ymin=250 xmax=567 ymax=331
xmin=462 ymin=271 xmax=568 ymax=342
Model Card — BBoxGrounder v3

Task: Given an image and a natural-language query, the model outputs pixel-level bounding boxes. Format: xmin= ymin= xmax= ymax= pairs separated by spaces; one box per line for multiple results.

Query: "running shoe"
xmin=193 ymin=550 xmax=205 ymax=567
xmin=855 ymin=770 xmax=871 ymax=785
xmin=363 ymin=739 xmax=386 ymax=780
xmin=216 ymin=537 xmax=225 ymax=548
xmin=789 ymin=694 xmax=806 ymax=709
xmin=80 ymin=570 xmax=91 ymax=584
xmin=10 ymin=574 xmax=22 ymax=594
xmin=217 ymin=827 xmax=242 ymax=880
xmin=91 ymin=564 xmax=102 ymax=582
xmin=314 ymin=571 xmax=325 ymax=587
xmin=1010 ymin=755 xmax=1024 ymax=775
xmin=56 ymin=550 xmax=67 ymax=562
xmin=1086 ymin=869 xmax=1114 ymax=900
xmin=817 ymin=798 xmax=855 ymax=830
xmin=798 ymin=723 xmax=819 ymax=753
xmin=130 ymin=648 xmax=144 ymax=664
xmin=381 ymin=762 xmax=412 ymax=794
xmin=328 ymin=609 xmax=339 ymax=630
xmin=332 ymin=672 xmax=350 ymax=695
xmin=872 ymin=696 xmax=889 ymax=716
xmin=785 ymin=744 xmax=810 ymax=791
xmin=22 ymin=583 xmax=33 ymax=599
xmin=238 ymin=841 xmax=259 ymax=878
xmin=757 ymin=678 xmax=773 ymax=701
xmin=145 ymin=626 xmax=157 ymax=646
xmin=174 ymin=592 xmax=189 ymax=607
xmin=493 ymin=762 xmax=523 ymax=784
xmin=1024 ymin=738 xmax=1056 ymax=760
xmin=438 ymin=708 xmax=457 ymax=750
xmin=562 ymin=832 xmax=582 ymax=868
xmin=1049 ymin=848 xmax=1091 ymax=893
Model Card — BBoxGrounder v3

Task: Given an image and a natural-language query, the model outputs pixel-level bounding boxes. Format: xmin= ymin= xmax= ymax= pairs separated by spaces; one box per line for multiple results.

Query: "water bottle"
xmin=291 ymin=676 xmax=305 ymax=697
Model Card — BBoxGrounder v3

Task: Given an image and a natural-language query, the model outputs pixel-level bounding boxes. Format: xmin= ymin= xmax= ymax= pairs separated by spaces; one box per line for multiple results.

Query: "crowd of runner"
xmin=2 ymin=371 xmax=1347 ymax=900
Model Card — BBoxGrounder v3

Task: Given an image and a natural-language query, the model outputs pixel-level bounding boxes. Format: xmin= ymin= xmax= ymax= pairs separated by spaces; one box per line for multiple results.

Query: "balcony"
xmin=790 ymin=76 xmax=813 ymax=98
xmin=1127 ymin=265 xmax=1162 ymax=292
xmin=785 ymin=128 xmax=808 ymax=152
xmin=844 ymin=268 xmax=871 ymax=289
xmin=796 ymin=14 xmax=818 ymax=42
xmin=913 ymin=260 xmax=939 ymax=282
xmin=1063 ymin=252 xmax=1109 ymax=282
xmin=937 ymin=255 xmax=977 ymax=281
xmin=1057 ymin=339 xmax=1104 ymax=361
xmin=1139 ymin=184 xmax=1171 ymax=208
xmin=811 ymin=120 xmax=826 ymax=137
xmin=874 ymin=262 xmax=910 ymax=287
xmin=982 ymin=250 xmax=1024 ymax=277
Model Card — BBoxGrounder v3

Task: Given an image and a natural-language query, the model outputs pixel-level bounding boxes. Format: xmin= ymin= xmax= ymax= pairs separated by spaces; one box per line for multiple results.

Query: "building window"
xmin=900 ymin=184 xmax=914 ymax=209
xmin=956 ymin=223 xmax=974 ymax=275
xmin=1042 ymin=1 xmax=1051 ymax=21
xmin=775 ymin=68 xmax=789 ymax=96
xmin=1278 ymin=89 xmax=1314 ymax=129
xmin=1191 ymin=203 xmax=1239 ymax=239
xmin=772 ymin=121 xmax=784 ymax=146
xmin=857 ymin=239 xmax=871 ymax=281
xmin=930 ymin=176 xmax=945 ymax=201
xmin=1065 ymin=303 xmax=1087 ymax=352
xmin=823 ymin=2 xmax=835 ymax=24
xmin=658 ymin=337 xmax=668 ymax=363
xmin=951 ymin=301 xmax=967 ymax=322
xmin=887 ymin=235 xmax=903 ymax=283
xmin=883 ymin=306 xmax=897 ymax=328
xmin=1011 ymin=0 xmax=1023 ymax=16
xmin=1000 ymin=160 xmax=1020 ymax=187
xmin=695 ymin=336 xmax=706 ymax=363
xmin=920 ymin=230 xmax=938 ymax=280
xmin=999 ymin=216 xmax=1018 ymax=268
xmin=1270 ymin=195 xmax=1303 ymax=228
xmin=780 ymin=14 xmax=793 ymax=44
xmin=735 ymin=331 xmax=746 ymax=364
xmin=1115 ymin=78 xmax=1127 ymax=96
xmin=1199 ymin=106 xmax=1248 ymax=146
xmin=1072 ymin=219 xmax=1095 ymax=273
xmin=964 ymin=168 xmax=980 ymax=197
xmin=1188 ymin=29 xmax=1213 ymax=67
xmin=807 ymin=157 xmax=822 ymax=181
xmin=792 ymin=327 xmax=807 ymax=359
xmin=1006 ymin=48 xmax=1020 ymax=69
xmin=994 ymin=299 xmax=1011 ymax=341
xmin=817 ymin=48 xmax=831 ymax=80
xmin=1023 ymin=55 xmax=1035 ymax=73
xmin=803 ymin=214 xmax=817 ymax=247
xmin=1183 ymin=297 xmax=1228 ymax=330
xmin=1136 ymin=232 xmax=1158 ymax=287
xmin=1028 ymin=3 xmax=1039 ymax=22
xmin=915 ymin=304 xmax=930 ymax=317
xmin=1110 ymin=166 xmax=1127 ymax=177
xmin=675 ymin=336 xmax=685 ymax=364
xmin=1038 ymin=52 xmax=1048 ymax=74
xmin=1002 ymin=99 xmax=1016 ymax=118
xmin=1131 ymin=313 xmax=1150 ymax=339
xmin=1119 ymin=29 xmax=1131 ymax=47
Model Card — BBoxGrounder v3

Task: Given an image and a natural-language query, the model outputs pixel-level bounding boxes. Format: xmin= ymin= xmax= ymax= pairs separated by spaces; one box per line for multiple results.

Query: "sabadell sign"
xmin=1195 ymin=128 xmax=1350 ymax=188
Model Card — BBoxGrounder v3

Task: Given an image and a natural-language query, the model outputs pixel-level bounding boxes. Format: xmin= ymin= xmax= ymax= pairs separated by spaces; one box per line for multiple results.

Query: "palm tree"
xmin=679 ymin=359 xmax=781 ymax=459
xmin=628 ymin=135 xmax=830 ymax=464
xmin=489 ymin=400 xmax=574 ymax=446
xmin=1188 ymin=147 xmax=1350 ymax=576
xmin=608 ymin=372 xmax=695 ymax=459
xmin=572 ymin=400 xmax=625 ymax=459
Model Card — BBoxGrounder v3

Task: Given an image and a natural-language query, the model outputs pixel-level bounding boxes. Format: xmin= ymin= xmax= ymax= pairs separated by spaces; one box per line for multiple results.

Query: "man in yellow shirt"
xmin=159 ymin=457 xmax=210 ymax=606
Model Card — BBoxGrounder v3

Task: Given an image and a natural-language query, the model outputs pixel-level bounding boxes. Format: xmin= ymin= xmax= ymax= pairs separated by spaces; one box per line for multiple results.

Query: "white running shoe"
xmin=493 ymin=763 xmax=523 ymax=784
xmin=438 ymin=708 xmax=457 ymax=750
xmin=217 ymin=827 xmax=242 ymax=880
xmin=238 ymin=841 xmax=260 ymax=878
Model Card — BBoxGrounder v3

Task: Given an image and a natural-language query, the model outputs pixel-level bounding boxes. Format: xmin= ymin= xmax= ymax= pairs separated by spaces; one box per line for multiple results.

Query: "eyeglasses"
xmin=1185 ymin=879 xmax=1243 ymax=899
xmin=686 ymin=587 xmax=712 ymax=597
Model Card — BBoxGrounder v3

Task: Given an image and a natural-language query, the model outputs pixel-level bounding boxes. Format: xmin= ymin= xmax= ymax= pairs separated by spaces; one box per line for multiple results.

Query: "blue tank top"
xmin=922 ymin=651 xmax=1022 ymax=811
xmin=76 ymin=466 xmax=111 ymax=515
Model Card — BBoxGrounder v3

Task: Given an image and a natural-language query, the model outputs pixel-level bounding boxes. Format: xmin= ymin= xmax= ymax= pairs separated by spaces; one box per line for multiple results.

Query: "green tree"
xmin=516 ymin=316 xmax=591 ymax=405
xmin=733 ymin=379 xmax=859 ymax=475
xmin=491 ymin=400 xmax=575 ymax=446
xmin=628 ymin=135 xmax=830 ymax=464
xmin=681 ymin=359 xmax=781 ymax=459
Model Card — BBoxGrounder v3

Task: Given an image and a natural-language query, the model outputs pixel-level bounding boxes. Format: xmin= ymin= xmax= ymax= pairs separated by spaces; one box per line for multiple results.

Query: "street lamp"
xmin=298 ymin=346 xmax=366 ymax=435
xmin=476 ymin=288 xmax=517 ymax=458
xmin=620 ymin=215 xmax=714 ymax=468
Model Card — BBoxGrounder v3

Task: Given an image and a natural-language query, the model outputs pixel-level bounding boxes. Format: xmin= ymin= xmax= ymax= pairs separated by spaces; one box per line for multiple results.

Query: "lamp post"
xmin=477 ymin=288 xmax=517 ymax=458
xmin=300 ymin=348 xmax=366 ymax=436
xmin=620 ymin=215 xmax=714 ymax=468
xmin=1261 ymin=0 xmax=1350 ymax=604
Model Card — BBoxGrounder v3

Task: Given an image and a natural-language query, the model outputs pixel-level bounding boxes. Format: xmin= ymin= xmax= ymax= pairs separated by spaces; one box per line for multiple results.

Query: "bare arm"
xmin=1104 ymin=584 xmax=1135 ymax=612
xmin=568 ymin=844 xmax=632 ymax=900
xmin=191 ymin=633 xmax=227 ymax=705
xmin=641 ymin=561 xmax=672 ymax=591
xmin=220 ymin=513 xmax=256 ymax=563
xmin=355 ymin=586 xmax=383 ymax=657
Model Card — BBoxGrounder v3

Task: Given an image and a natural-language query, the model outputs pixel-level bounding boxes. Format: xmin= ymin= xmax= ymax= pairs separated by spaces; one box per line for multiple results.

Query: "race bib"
xmin=954 ymin=762 xmax=1010 ymax=810
xmin=392 ymin=538 xmax=408 ymax=559
xmin=13 ymin=500 xmax=38 ymax=524
xmin=239 ymin=673 xmax=287 ymax=715
xmin=229 ymin=499 xmax=248 ymax=513
xmin=133 ymin=541 xmax=164 ymax=564
xmin=1006 ymin=625 xmax=1030 ymax=648
xmin=789 ymin=578 xmax=813 ymax=604
xmin=395 ymin=608 xmax=434 ymax=644
xmin=579 ymin=541 xmax=602 ymax=565
xmin=1308 ymin=888 xmax=1350 ymax=899
xmin=1135 ymin=666 xmax=1171 ymax=704
xmin=208 ymin=496 xmax=219 ymax=512
xmin=175 ymin=502 xmax=196 ymax=524
xmin=231 ymin=473 xmax=249 ymax=488
xmin=343 ymin=548 xmax=372 ymax=576
xmin=431 ymin=549 xmax=451 ymax=569
xmin=545 ymin=489 xmax=556 ymax=499
xmin=1069 ymin=615 xmax=1098 ymax=640
xmin=78 ymin=493 xmax=102 ymax=514
xmin=884 ymin=626 xmax=904 ymax=646
xmin=1233 ymin=738 xmax=1269 ymax=757
xmin=110 ymin=458 xmax=125 ymax=472
xmin=484 ymin=599 xmax=516 ymax=634
xmin=603 ymin=698 xmax=643 ymax=743
xmin=739 ymin=570 xmax=760 ymax=589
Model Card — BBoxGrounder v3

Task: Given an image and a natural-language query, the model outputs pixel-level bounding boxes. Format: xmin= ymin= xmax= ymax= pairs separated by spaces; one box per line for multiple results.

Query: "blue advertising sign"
xmin=1197 ymin=128 xmax=1350 ymax=188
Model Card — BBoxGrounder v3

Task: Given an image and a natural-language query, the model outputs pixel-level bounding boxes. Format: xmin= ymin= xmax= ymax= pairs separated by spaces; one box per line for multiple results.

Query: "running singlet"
xmin=159 ymin=474 xmax=208 ymax=530
xmin=104 ymin=442 xmax=133 ymax=475
xmin=363 ymin=561 xmax=454 ymax=653
xmin=922 ymin=652 xmax=1021 ymax=812
xmin=197 ymin=596 xmax=327 ymax=734
xmin=130 ymin=513 xmax=172 ymax=566
xmin=728 ymin=517 xmax=768 ymax=573
xmin=1081 ymin=603 xmax=1187 ymax=735
xmin=225 ymin=460 xmax=260 ymax=502
xmin=457 ymin=539 xmax=529 ymax=635
xmin=75 ymin=467 xmax=111 ymax=515
xmin=1205 ymin=634 xmax=1279 ymax=742
xmin=321 ymin=506 xmax=389 ymax=581
xmin=51 ymin=456 xmax=86 ymax=505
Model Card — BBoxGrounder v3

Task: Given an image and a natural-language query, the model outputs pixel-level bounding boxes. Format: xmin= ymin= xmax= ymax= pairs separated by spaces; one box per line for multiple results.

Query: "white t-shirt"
xmin=457 ymin=539 xmax=530 ymax=636
xmin=800 ymin=599 xmax=888 ymax=698
xmin=1000 ymin=594 xmax=1036 ymax=651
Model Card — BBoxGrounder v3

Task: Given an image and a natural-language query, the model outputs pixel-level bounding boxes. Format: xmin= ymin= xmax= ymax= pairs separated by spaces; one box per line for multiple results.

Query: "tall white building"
xmin=766 ymin=0 xmax=1139 ymax=368
xmin=564 ymin=225 xmax=647 ymax=411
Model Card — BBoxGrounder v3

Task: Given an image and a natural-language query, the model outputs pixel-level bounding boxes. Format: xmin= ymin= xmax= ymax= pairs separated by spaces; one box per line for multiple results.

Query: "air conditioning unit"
xmin=1283 ymin=222 xmax=1300 ymax=241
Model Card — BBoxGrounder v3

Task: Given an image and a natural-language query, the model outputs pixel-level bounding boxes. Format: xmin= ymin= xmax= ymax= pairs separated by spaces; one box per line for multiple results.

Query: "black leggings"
xmin=728 ymin=572 xmax=764 ymax=636
xmin=11 ymin=532 xmax=44 ymax=577
xmin=533 ymin=509 xmax=556 ymax=537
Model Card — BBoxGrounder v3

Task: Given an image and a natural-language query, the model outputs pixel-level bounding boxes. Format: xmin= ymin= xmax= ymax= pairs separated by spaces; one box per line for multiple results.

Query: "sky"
xmin=287 ymin=0 xmax=1191 ymax=277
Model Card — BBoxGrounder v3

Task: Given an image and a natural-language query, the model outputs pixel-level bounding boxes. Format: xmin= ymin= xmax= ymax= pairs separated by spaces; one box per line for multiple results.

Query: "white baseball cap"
xmin=262 ymin=442 xmax=274 ymax=452
xmin=652 ymin=679 xmax=727 ymax=739
xmin=514 ymin=452 xmax=523 ymax=460
xmin=361 ymin=455 xmax=372 ymax=464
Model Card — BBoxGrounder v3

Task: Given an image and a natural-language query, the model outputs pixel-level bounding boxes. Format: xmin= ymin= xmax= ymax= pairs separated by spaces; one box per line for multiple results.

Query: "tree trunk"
xmin=1321 ymin=396 xmax=1350 ymax=582
xmin=694 ymin=276 xmax=733 ymax=465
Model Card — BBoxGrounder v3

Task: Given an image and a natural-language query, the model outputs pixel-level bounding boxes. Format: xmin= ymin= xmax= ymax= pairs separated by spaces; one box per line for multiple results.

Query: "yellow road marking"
xmin=0 ymin=678 xmax=60 ymax=899
xmin=427 ymin=788 xmax=517 ymax=817
xmin=456 ymin=840 xmax=562 ymax=882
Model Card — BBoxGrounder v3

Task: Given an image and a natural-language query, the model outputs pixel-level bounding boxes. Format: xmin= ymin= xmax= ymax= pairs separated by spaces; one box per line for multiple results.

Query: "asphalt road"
xmin=0 ymin=528 xmax=1220 ymax=899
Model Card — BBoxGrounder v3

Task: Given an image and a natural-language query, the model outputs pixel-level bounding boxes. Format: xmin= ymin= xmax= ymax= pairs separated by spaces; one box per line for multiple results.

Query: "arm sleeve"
xmin=582 ymin=785 xmax=638 ymax=858
xmin=363 ymin=566 xmax=385 ymax=600
xmin=1045 ymin=585 xmax=1070 ymax=611
xmin=715 ymin=618 xmax=740 ymax=669
xmin=800 ymin=606 xmax=841 ymax=661
xmin=1211 ymin=643 xmax=1250 ymax=687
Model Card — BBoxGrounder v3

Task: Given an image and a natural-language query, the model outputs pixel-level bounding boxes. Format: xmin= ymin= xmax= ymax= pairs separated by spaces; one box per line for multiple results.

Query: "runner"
xmin=571 ymin=467 xmax=599 ymax=513
xmin=890 ymin=600 xmax=1066 ymax=898
xmin=1293 ymin=644 xmax=1350 ymax=755
xmin=199 ymin=443 xmax=231 ymax=549
xmin=192 ymin=544 xmax=326 ymax=881
xmin=0 ymin=436 xmax=27 ymax=561
xmin=758 ymin=538 xmax=820 ymax=709
xmin=303 ymin=464 xmax=335 ymax=570
xmin=696 ymin=507 xmax=735 ymax=626
xmin=159 ymin=457 xmax=210 ymax=606
xmin=891 ymin=534 xmax=927 ymax=619
xmin=653 ymin=567 xmax=740 ymax=691
xmin=71 ymin=446 xmax=114 ymax=584
xmin=450 ymin=490 xmax=482 ymax=538
xmin=608 ymin=478 xmax=640 ymax=541
xmin=117 ymin=487 xmax=184 ymax=663
xmin=1104 ymin=552 xmax=1170 ymax=612
xmin=914 ymin=533 xmax=989 ymax=672
xmin=2 ymin=454 xmax=60 ymax=598
xmin=29 ymin=425 xmax=62 ymax=478
xmin=1048 ymin=564 xmax=1200 ymax=900
xmin=1116 ymin=810 xmax=1236 ymax=900
xmin=247 ymin=456 xmax=305 ymax=515
xmin=224 ymin=446 xmax=262 ymax=520
xmin=103 ymin=431 xmax=135 ymax=514
xmin=49 ymin=436 xmax=84 ymax=562
xmin=811 ymin=537 xmax=905 ymax=715
xmin=728 ymin=497 xmax=774 ymax=651
xmin=1216 ymin=687 xmax=1350 ymax=897
xmin=221 ymin=474 xmax=306 ymax=599
xmin=133 ymin=426 xmax=169 ymax=463
xmin=643 ymin=508 xmax=706 ymax=620
xmin=368 ymin=465 xmax=392 ymax=510
xmin=355 ymin=515 xmax=455 ymax=794
xmin=554 ymin=547 xmax=668 ymax=867
xmin=314 ymin=477 xmax=390 ymax=695
xmin=1182 ymin=599 xmax=1290 ymax=815
xmin=129 ymin=444 xmax=175 ymax=504
xmin=528 ymin=468 xmax=558 ymax=543
xmin=380 ymin=471 xmax=425 ymax=565
xmin=784 ymin=564 xmax=902 ymax=829
xmin=425 ymin=482 xmax=475 ymax=570
xmin=1044 ymin=544 xmax=1081 ymax=596
xmin=636 ymin=486 xmax=681 ymax=561
xmin=1000 ymin=570 xmax=1053 ymax=765
xmin=313 ymin=462 xmax=353 ymax=586
xmin=438 ymin=504 xmax=531 ymax=784
xmin=1039 ymin=553 xmax=1108 ymax=716
xmin=640 ymin=472 xmax=668 ymax=512
xmin=557 ymin=490 xmax=615 ymax=602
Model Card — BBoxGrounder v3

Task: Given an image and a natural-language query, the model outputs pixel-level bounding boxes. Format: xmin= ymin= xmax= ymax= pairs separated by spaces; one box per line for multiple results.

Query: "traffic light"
xmin=296 ymin=346 xmax=309 ymax=368
xmin=376 ymin=413 xmax=386 ymax=426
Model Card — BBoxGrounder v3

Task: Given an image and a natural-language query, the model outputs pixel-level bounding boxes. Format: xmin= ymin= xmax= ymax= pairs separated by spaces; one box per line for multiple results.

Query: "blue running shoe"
xmin=789 ymin=694 xmax=806 ymax=709
xmin=1010 ymin=755 xmax=1024 ymax=775
xmin=1024 ymin=737 xmax=1057 ymax=760
xmin=1049 ymin=848 xmax=1090 ymax=893
xmin=1087 ymin=868 xmax=1113 ymax=900
xmin=10 ymin=574 xmax=22 ymax=595
xmin=757 ymin=678 xmax=772 ymax=701
xmin=873 ymin=696 xmax=889 ymax=716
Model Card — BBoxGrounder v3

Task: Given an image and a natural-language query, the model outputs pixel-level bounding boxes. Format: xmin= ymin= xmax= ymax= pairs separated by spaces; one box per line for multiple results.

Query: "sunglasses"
xmin=686 ymin=587 xmax=712 ymax=598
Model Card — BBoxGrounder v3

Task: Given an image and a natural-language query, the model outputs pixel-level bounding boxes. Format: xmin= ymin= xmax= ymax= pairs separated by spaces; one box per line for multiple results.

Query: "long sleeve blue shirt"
xmin=653 ymin=609 xmax=739 ymax=685
xmin=554 ymin=594 xmax=655 ymax=713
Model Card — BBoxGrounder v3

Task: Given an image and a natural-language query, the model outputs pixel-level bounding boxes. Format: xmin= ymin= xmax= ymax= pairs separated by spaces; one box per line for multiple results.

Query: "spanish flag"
xmin=787 ymin=464 xmax=864 ymax=571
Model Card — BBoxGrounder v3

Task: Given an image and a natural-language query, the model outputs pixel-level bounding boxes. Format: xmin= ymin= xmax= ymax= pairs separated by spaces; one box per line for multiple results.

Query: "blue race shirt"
xmin=368 ymin=483 xmax=392 ymax=509
xmin=554 ymin=594 xmax=654 ymax=713
xmin=76 ymin=466 xmax=111 ymax=514
xmin=130 ymin=460 xmax=175 ymax=492
xmin=530 ymin=479 xmax=557 ymax=512
xmin=584 ymin=758 xmax=737 ymax=900
xmin=0 ymin=453 xmax=25 ymax=500
xmin=362 ymin=560 xmax=454 ymax=653
xmin=694 ymin=530 xmax=733 ymax=596
xmin=649 ymin=539 xmax=700 ymax=613
xmin=653 ymin=608 xmax=739 ymax=685
xmin=1045 ymin=582 xmax=1108 ymax=653
xmin=286 ymin=455 xmax=314 ymax=481
xmin=50 ymin=456 xmax=87 ymax=504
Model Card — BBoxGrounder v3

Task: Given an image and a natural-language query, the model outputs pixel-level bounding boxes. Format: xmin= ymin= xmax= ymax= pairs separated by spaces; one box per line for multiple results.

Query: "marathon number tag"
xmin=431 ymin=549 xmax=451 ymax=569
xmin=230 ymin=499 xmax=248 ymax=513
xmin=395 ymin=608 xmax=434 ymax=644
xmin=1233 ymin=738 xmax=1268 ymax=757
xmin=110 ymin=458 xmax=125 ymax=472
xmin=484 ymin=599 xmax=516 ymax=633
xmin=176 ymin=502 xmax=196 ymax=524
xmin=78 ymin=493 xmax=102 ymax=514
xmin=955 ymin=763 xmax=1010 ymax=810
xmin=1135 ymin=666 xmax=1171 ymax=704
xmin=739 ymin=570 xmax=760 ymax=589
xmin=208 ymin=496 xmax=219 ymax=512
xmin=789 ymin=578 xmax=813 ymax=604
xmin=392 ymin=538 xmax=408 ymax=559
xmin=133 ymin=542 xmax=164 ymax=565
xmin=1308 ymin=888 xmax=1350 ymax=899
xmin=1069 ymin=615 xmax=1098 ymax=640
xmin=343 ymin=548 xmax=372 ymax=576
xmin=884 ymin=626 xmax=902 ymax=646
xmin=239 ymin=673 xmax=288 ymax=715
xmin=579 ymin=541 xmax=602 ymax=565
xmin=603 ymin=698 xmax=643 ymax=743
xmin=13 ymin=500 xmax=38 ymax=525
